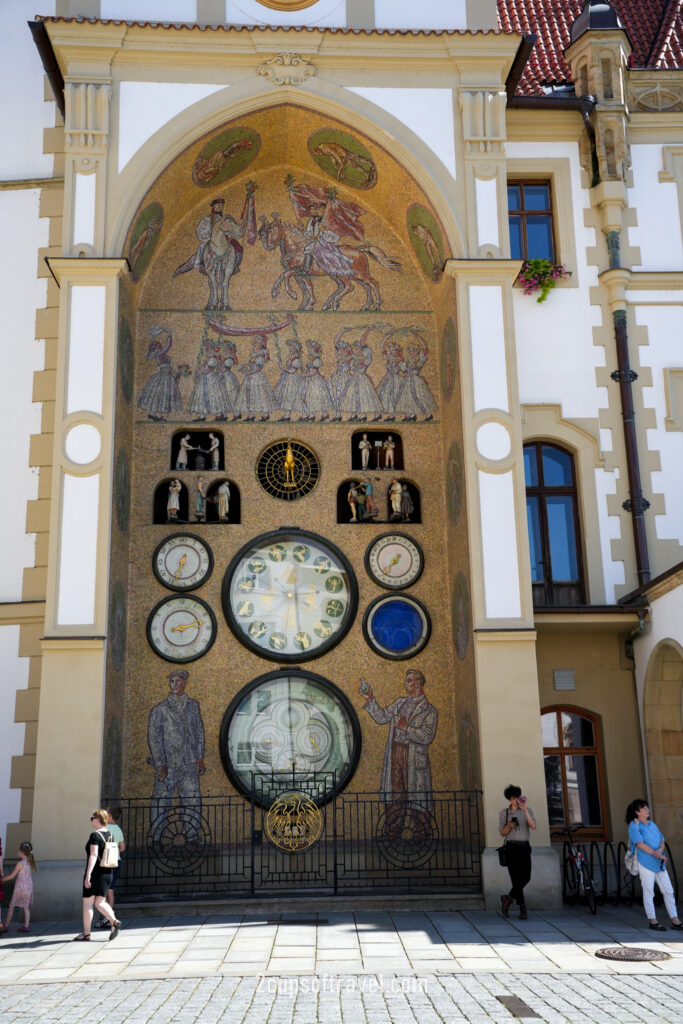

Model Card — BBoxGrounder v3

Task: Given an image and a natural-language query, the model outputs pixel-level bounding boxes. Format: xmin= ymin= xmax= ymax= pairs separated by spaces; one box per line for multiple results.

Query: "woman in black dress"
xmin=73 ymin=809 xmax=121 ymax=941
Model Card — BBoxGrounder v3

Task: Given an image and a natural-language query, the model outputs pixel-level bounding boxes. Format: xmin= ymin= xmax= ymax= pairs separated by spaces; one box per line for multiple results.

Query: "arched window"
xmin=542 ymin=706 xmax=607 ymax=840
xmin=523 ymin=442 xmax=584 ymax=606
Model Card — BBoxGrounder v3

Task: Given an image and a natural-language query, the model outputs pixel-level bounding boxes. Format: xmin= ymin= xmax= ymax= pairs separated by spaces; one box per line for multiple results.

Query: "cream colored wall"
xmin=536 ymin=629 xmax=646 ymax=844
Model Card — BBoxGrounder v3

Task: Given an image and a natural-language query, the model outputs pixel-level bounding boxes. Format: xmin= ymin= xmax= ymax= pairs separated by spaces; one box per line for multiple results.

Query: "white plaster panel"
xmin=102 ymin=0 xmax=197 ymax=19
xmin=594 ymin=465 xmax=624 ymax=604
xmin=0 ymin=625 xmax=26 ymax=848
xmin=67 ymin=287 xmax=106 ymax=416
xmin=0 ymin=189 xmax=46 ymax=603
xmin=72 ymin=172 xmax=96 ymax=249
xmin=118 ymin=83 xmax=225 ymax=174
xmin=479 ymin=470 xmax=522 ymax=618
xmin=469 ymin=285 xmax=508 ymax=412
xmin=475 ymin=176 xmax=499 ymax=249
xmin=347 ymin=88 xmax=456 ymax=180
xmin=634 ymin=304 xmax=683 ymax=544
xmin=600 ymin=428 xmax=613 ymax=453
xmin=508 ymin=142 xmax=603 ymax=420
xmin=477 ymin=421 xmax=511 ymax=461
xmin=628 ymin=145 xmax=683 ymax=272
xmin=57 ymin=474 xmax=100 ymax=626
xmin=625 ymin=291 xmax=682 ymax=305
xmin=227 ymin=0 xmax=346 ymax=24
xmin=0 ymin=0 xmax=56 ymax=180
xmin=374 ymin=0 xmax=466 ymax=29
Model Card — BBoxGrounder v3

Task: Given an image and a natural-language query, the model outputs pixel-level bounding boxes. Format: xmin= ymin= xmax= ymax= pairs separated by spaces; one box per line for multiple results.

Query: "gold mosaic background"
xmin=105 ymin=104 xmax=479 ymax=801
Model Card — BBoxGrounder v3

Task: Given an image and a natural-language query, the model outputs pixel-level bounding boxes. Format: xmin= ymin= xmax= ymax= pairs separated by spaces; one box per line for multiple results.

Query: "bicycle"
xmin=552 ymin=823 xmax=597 ymax=914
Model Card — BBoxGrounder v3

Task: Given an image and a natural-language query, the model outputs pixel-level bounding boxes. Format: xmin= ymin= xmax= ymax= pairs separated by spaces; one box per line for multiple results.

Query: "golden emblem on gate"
xmin=265 ymin=791 xmax=324 ymax=852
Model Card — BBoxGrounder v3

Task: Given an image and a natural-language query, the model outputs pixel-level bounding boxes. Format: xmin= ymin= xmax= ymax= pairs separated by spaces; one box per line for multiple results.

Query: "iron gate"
xmin=107 ymin=781 xmax=482 ymax=902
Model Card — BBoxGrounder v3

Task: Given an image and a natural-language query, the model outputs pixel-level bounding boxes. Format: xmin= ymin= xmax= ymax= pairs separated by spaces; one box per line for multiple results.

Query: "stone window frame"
xmin=541 ymin=704 xmax=609 ymax=843
xmin=507 ymin=158 xmax=579 ymax=290
xmin=507 ymin=178 xmax=558 ymax=263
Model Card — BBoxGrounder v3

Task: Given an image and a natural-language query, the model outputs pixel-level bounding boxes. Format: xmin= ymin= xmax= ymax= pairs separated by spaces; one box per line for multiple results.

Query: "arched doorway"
xmin=644 ymin=640 xmax=683 ymax=864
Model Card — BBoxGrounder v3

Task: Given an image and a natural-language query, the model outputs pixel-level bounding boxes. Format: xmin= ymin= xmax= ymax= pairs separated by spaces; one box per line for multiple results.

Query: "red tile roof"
xmin=499 ymin=0 xmax=683 ymax=95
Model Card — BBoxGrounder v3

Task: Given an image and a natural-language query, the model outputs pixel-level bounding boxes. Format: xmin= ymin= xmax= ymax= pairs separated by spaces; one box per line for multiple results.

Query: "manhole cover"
xmin=595 ymin=946 xmax=671 ymax=962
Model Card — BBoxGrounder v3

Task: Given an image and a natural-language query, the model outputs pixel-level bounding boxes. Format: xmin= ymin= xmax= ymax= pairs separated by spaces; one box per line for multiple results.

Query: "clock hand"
xmin=309 ymin=734 xmax=319 ymax=750
xmin=381 ymin=554 xmax=402 ymax=575
xmin=170 ymin=619 xmax=205 ymax=632
xmin=173 ymin=554 xmax=188 ymax=579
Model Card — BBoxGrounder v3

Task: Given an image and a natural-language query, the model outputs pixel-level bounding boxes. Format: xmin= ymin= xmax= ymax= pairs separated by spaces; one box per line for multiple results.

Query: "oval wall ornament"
xmin=256 ymin=0 xmax=320 ymax=8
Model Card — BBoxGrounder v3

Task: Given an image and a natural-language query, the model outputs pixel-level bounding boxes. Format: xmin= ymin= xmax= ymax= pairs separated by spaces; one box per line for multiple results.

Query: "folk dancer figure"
xmin=363 ymin=478 xmax=379 ymax=519
xmin=356 ymin=481 xmax=367 ymax=521
xmin=383 ymin=434 xmax=396 ymax=469
xmin=389 ymin=478 xmax=402 ymax=520
xmin=361 ymin=670 xmax=438 ymax=840
xmin=167 ymin=479 xmax=181 ymax=521
xmin=401 ymin=484 xmax=414 ymax=523
xmin=300 ymin=340 xmax=333 ymax=421
xmin=176 ymin=434 xmax=194 ymax=471
xmin=377 ymin=338 xmax=403 ymax=419
xmin=138 ymin=327 xmax=182 ymax=421
xmin=148 ymin=671 xmax=206 ymax=839
xmin=207 ymin=433 xmax=220 ymax=470
xmin=221 ymin=342 xmax=239 ymax=415
xmin=359 ymin=432 xmax=372 ymax=469
xmin=217 ymin=480 xmax=231 ymax=520
xmin=195 ymin=476 xmax=207 ymax=522
xmin=340 ymin=335 xmax=382 ymax=421
xmin=330 ymin=334 xmax=353 ymax=420
xmin=274 ymin=338 xmax=305 ymax=421
xmin=394 ymin=338 xmax=437 ymax=421
xmin=347 ymin=482 xmax=359 ymax=522
xmin=235 ymin=336 xmax=277 ymax=422
xmin=188 ymin=356 xmax=230 ymax=421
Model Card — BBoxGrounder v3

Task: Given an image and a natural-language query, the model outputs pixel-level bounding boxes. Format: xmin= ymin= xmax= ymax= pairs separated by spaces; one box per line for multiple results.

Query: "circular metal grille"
xmin=256 ymin=439 xmax=320 ymax=501
xmin=595 ymin=946 xmax=671 ymax=962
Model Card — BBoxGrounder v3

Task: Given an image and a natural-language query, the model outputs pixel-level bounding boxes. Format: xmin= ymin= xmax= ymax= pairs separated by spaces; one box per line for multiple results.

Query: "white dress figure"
xmin=176 ymin=434 xmax=194 ymax=470
xmin=217 ymin=480 xmax=231 ymax=520
xmin=235 ymin=337 xmax=277 ymax=421
xmin=340 ymin=337 xmax=383 ymax=421
xmin=359 ymin=432 xmax=372 ymax=469
xmin=300 ymin=341 xmax=333 ymax=421
xmin=167 ymin=479 xmax=181 ymax=520
xmin=138 ymin=328 xmax=183 ymax=420
xmin=188 ymin=356 xmax=230 ymax=420
xmin=389 ymin=478 xmax=402 ymax=519
xmin=394 ymin=340 xmax=437 ymax=421
xmin=377 ymin=338 xmax=403 ymax=419
xmin=208 ymin=433 xmax=220 ymax=469
xmin=329 ymin=335 xmax=353 ymax=420
xmin=274 ymin=340 xmax=305 ymax=421
xmin=221 ymin=342 xmax=240 ymax=415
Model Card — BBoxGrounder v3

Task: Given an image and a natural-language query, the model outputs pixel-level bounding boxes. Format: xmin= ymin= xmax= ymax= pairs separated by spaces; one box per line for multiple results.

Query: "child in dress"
xmin=2 ymin=842 xmax=36 ymax=933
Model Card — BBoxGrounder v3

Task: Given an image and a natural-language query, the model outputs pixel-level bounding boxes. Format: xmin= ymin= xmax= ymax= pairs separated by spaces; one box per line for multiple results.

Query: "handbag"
xmin=100 ymin=829 xmax=120 ymax=869
xmin=624 ymin=844 xmax=639 ymax=876
xmin=497 ymin=809 xmax=509 ymax=867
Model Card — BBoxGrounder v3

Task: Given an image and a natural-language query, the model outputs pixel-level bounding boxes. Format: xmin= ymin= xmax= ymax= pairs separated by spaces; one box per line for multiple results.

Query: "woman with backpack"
xmin=73 ymin=809 xmax=122 ymax=942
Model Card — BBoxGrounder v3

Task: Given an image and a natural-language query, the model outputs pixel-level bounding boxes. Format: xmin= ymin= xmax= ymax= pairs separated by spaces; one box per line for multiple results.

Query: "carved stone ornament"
xmin=257 ymin=52 xmax=316 ymax=87
xmin=631 ymin=81 xmax=683 ymax=113
xmin=64 ymin=80 xmax=112 ymax=171
xmin=459 ymin=90 xmax=506 ymax=156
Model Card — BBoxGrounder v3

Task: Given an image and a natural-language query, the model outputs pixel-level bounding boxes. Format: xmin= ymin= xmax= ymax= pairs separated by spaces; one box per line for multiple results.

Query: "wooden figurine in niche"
xmin=208 ymin=433 xmax=220 ymax=471
xmin=359 ymin=432 xmax=372 ymax=469
xmin=153 ymin=479 xmax=188 ymax=524
xmin=389 ymin=478 xmax=402 ymax=520
xmin=351 ymin=429 xmax=403 ymax=471
xmin=386 ymin=480 xmax=421 ymax=524
xmin=167 ymin=479 xmax=182 ymax=522
xmin=384 ymin=435 xmax=396 ymax=469
xmin=195 ymin=476 xmax=207 ymax=522
xmin=217 ymin=480 xmax=231 ymax=520
xmin=347 ymin=481 xmax=359 ymax=522
xmin=401 ymin=483 xmax=414 ymax=523
xmin=176 ymin=434 xmax=194 ymax=471
xmin=171 ymin=430 xmax=224 ymax=472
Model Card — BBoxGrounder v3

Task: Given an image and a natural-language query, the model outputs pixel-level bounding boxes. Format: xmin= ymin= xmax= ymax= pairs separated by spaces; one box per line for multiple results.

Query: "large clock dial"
xmin=147 ymin=595 xmax=217 ymax=663
xmin=222 ymin=529 xmax=357 ymax=662
xmin=220 ymin=670 xmax=361 ymax=805
xmin=153 ymin=533 xmax=213 ymax=591
xmin=365 ymin=533 xmax=424 ymax=590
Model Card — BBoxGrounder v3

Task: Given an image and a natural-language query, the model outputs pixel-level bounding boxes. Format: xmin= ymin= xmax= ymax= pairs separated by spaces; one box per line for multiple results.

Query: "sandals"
xmin=649 ymin=922 xmax=667 ymax=931
xmin=671 ymin=922 xmax=683 ymax=930
xmin=72 ymin=933 xmax=91 ymax=941
xmin=109 ymin=920 xmax=121 ymax=942
xmin=18 ymin=926 xmax=30 ymax=933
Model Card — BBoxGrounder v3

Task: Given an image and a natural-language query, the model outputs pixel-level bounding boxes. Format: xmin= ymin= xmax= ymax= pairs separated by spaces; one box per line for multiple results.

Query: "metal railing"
xmin=104 ymin=788 xmax=483 ymax=903
xmin=561 ymin=838 xmax=679 ymax=908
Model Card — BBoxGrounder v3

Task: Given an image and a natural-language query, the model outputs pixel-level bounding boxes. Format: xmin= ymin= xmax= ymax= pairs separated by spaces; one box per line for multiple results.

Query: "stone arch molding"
xmin=643 ymin=639 xmax=683 ymax=863
xmin=108 ymin=79 xmax=465 ymax=260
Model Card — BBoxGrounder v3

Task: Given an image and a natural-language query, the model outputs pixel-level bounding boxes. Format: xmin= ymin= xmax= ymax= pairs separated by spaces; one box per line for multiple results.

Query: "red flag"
xmin=288 ymin=184 xmax=365 ymax=241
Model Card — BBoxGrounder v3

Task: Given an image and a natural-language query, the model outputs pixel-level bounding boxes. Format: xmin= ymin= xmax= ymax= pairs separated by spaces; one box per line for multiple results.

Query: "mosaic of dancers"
xmin=137 ymin=319 xmax=437 ymax=423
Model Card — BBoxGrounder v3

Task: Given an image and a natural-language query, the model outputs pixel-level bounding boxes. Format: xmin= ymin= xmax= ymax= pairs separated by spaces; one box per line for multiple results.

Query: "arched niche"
xmin=336 ymin=477 xmax=420 ymax=524
xmin=644 ymin=639 xmax=683 ymax=864
xmin=171 ymin=430 xmax=224 ymax=472
xmin=351 ymin=429 xmax=404 ymax=472
xmin=153 ymin=477 xmax=189 ymax=524
xmin=386 ymin=478 xmax=421 ymax=524
xmin=205 ymin=478 xmax=241 ymax=524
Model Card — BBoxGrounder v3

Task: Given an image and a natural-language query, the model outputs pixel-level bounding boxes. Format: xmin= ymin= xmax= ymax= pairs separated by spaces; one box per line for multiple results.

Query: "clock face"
xmin=220 ymin=670 xmax=361 ymax=806
xmin=147 ymin=595 xmax=217 ymax=663
xmin=222 ymin=530 xmax=358 ymax=662
xmin=365 ymin=533 xmax=424 ymax=590
xmin=363 ymin=594 xmax=431 ymax=661
xmin=153 ymin=533 xmax=213 ymax=591
xmin=256 ymin=439 xmax=320 ymax=501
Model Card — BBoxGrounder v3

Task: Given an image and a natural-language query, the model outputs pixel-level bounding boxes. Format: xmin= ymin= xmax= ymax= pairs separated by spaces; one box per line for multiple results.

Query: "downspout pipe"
xmin=508 ymin=94 xmax=600 ymax=186
xmin=29 ymin=20 xmax=65 ymax=120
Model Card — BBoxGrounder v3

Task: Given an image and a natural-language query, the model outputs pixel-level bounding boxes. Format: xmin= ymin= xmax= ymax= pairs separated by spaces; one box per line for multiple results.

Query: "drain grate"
xmin=496 ymin=995 xmax=541 ymax=1019
xmin=595 ymin=946 xmax=671 ymax=962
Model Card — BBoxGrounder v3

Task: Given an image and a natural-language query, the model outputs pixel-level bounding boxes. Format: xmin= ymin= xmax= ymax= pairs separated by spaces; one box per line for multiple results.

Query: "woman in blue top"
xmin=626 ymin=799 xmax=682 ymax=931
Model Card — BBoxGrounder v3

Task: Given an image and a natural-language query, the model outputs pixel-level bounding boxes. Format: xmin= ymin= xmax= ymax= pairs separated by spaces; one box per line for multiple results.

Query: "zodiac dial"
xmin=220 ymin=670 xmax=362 ymax=805
xmin=153 ymin=534 xmax=213 ymax=591
xmin=364 ymin=533 xmax=424 ymax=590
xmin=147 ymin=595 xmax=217 ymax=663
xmin=222 ymin=529 xmax=357 ymax=662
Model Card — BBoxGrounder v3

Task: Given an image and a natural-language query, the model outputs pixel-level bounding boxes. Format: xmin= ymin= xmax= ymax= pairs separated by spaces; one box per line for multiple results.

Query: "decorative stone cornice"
xmin=64 ymin=80 xmax=111 ymax=171
xmin=257 ymin=52 xmax=316 ymax=87
xmin=459 ymin=89 xmax=506 ymax=155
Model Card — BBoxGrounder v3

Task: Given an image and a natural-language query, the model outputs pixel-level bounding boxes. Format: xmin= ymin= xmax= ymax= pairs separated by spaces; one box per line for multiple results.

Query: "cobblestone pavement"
xmin=1 ymin=905 xmax=683 ymax=1021
xmin=3 ymin=972 xmax=683 ymax=1023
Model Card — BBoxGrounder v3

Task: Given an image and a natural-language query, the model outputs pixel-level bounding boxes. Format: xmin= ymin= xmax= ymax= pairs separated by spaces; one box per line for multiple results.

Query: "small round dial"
xmin=222 ymin=529 xmax=357 ymax=662
xmin=147 ymin=595 xmax=217 ymax=663
xmin=153 ymin=533 xmax=213 ymax=591
xmin=365 ymin=533 xmax=424 ymax=590
xmin=363 ymin=594 xmax=431 ymax=661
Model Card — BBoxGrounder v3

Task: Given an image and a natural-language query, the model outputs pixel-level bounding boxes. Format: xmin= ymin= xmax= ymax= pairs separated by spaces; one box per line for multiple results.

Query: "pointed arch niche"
xmin=643 ymin=640 xmax=683 ymax=865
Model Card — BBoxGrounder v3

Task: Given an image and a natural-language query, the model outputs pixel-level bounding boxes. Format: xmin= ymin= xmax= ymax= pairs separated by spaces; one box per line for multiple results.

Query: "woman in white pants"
xmin=626 ymin=799 xmax=683 ymax=931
